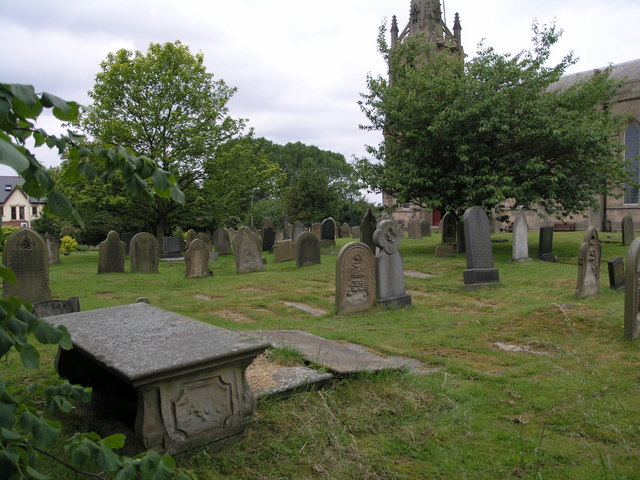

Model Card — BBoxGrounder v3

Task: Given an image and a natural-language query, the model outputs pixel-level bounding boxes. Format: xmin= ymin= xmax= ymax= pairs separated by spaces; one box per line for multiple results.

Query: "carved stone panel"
xmin=335 ymin=242 xmax=375 ymax=315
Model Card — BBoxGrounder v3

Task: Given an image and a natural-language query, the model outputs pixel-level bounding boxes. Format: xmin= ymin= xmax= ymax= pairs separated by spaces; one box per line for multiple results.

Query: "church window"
xmin=624 ymin=122 xmax=640 ymax=204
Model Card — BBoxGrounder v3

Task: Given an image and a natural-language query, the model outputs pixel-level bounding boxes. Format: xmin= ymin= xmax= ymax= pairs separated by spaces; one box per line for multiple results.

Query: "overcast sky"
xmin=2 ymin=0 xmax=639 ymax=183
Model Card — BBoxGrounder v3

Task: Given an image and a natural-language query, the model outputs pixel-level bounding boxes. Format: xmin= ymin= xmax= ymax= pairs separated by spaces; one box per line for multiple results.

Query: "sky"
xmin=1 ymin=0 xmax=640 ymax=187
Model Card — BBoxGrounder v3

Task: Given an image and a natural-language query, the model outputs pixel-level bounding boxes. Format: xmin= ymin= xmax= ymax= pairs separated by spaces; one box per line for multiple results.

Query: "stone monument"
xmin=130 ymin=232 xmax=159 ymax=274
xmin=44 ymin=233 xmax=61 ymax=265
xmin=351 ymin=226 xmax=361 ymax=239
xmin=624 ymin=237 xmax=640 ymax=340
xmin=295 ymin=232 xmax=321 ymax=267
xmin=512 ymin=210 xmax=530 ymax=262
xmin=538 ymin=226 xmax=556 ymax=262
xmin=185 ymin=229 xmax=196 ymax=248
xmin=373 ymin=220 xmax=412 ymax=308
xmin=2 ymin=228 xmax=51 ymax=303
xmin=232 ymin=226 xmax=264 ymax=274
xmin=462 ymin=206 xmax=500 ymax=290
xmin=212 ymin=228 xmax=232 ymax=255
xmin=335 ymin=242 xmax=375 ymax=315
xmin=575 ymin=227 xmax=601 ymax=298
xmin=274 ymin=239 xmax=295 ymax=262
xmin=292 ymin=221 xmax=306 ymax=242
xmin=98 ymin=231 xmax=126 ymax=274
xmin=440 ymin=212 xmax=458 ymax=244
xmin=340 ymin=222 xmax=351 ymax=239
xmin=622 ymin=215 xmax=634 ymax=246
xmin=408 ymin=216 xmax=422 ymax=240
xmin=360 ymin=208 xmax=376 ymax=253
xmin=321 ymin=218 xmax=336 ymax=247
xmin=184 ymin=239 xmax=211 ymax=278
xmin=420 ymin=219 xmax=431 ymax=237
xmin=262 ymin=226 xmax=276 ymax=252
xmin=608 ymin=257 xmax=625 ymax=290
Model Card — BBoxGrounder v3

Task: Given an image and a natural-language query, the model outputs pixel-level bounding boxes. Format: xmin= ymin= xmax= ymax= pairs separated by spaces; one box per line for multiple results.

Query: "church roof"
xmin=549 ymin=58 xmax=640 ymax=91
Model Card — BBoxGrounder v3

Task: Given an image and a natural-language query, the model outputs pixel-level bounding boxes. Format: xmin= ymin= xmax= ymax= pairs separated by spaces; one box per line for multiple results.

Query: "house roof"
xmin=0 ymin=176 xmax=46 ymax=204
xmin=548 ymin=58 xmax=640 ymax=91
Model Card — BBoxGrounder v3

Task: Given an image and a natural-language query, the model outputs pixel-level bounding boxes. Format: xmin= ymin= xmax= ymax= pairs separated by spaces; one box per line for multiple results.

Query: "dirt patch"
xmin=96 ymin=291 xmax=116 ymax=298
xmin=213 ymin=310 xmax=256 ymax=323
xmin=192 ymin=294 xmax=220 ymax=301
xmin=246 ymin=354 xmax=281 ymax=392
xmin=493 ymin=342 xmax=551 ymax=355
xmin=240 ymin=287 xmax=263 ymax=293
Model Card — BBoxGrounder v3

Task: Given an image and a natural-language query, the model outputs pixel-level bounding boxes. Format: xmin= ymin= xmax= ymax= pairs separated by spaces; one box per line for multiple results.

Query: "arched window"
xmin=624 ymin=122 xmax=640 ymax=204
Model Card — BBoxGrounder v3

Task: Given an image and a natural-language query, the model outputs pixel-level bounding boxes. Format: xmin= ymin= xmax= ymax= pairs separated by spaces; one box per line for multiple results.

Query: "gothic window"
xmin=624 ymin=122 xmax=640 ymax=204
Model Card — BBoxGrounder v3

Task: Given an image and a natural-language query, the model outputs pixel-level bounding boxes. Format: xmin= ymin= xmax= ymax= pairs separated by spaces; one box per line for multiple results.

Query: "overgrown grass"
xmin=5 ymin=231 xmax=640 ymax=479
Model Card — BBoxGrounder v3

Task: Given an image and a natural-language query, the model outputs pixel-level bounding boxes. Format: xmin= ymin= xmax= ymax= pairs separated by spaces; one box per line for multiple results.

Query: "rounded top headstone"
xmin=373 ymin=219 xmax=402 ymax=255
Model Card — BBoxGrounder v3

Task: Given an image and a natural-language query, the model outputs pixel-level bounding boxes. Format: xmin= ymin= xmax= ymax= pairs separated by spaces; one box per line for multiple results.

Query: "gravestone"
xmin=456 ymin=220 xmax=466 ymax=253
xmin=44 ymin=233 xmax=60 ymax=264
xmin=440 ymin=212 xmax=458 ymax=244
xmin=335 ymin=242 xmax=375 ymax=315
xmin=340 ymin=222 xmax=351 ymax=239
xmin=512 ymin=210 xmax=530 ymax=262
xmin=462 ymin=207 xmax=500 ymax=290
xmin=130 ymin=232 xmax=159 ymax=274
xmin=420 ymin=219 xmax=431 ymax=237
xmin=98 ymin=231 xmax=126 ymax=274
xmin=321 ymin=218 xmax=336 ymax=242
xmin=212 ymin=228 xmax=232 ymax=255
xmin=624 ymin=237 xmax=640 ymax=340
xmin=360 ymin=208 xmax=376 ymax=253
xmin=575 ymin=227 xmax=601 ymax=298
xmin=295 ymin=232 xmax=321 ymax=267
xmin=293 ymin=221 xmax=306 ymax=242
xmin=408 ymin=216 xmax=422 ymax=240
xmin=121 ymin=232 xmax=134 ymax=254
xmin=184 ymin=239 xmax=212 ymax=278
xmin=284 ymin=222 xmax=293 ymax=240
xmin=622 ymin=215 xmax=634 ymax=246
xmin=262 ymin=217 xmax=274 ymax=229
xmin=196 ymin=232 xmax=212 ymax=253
xmin=538 ymin=226 xmax=556 ymax=262
xmin=435 ymin=245 xmax=455 ymax=258
xmin=262 ymin=227 xmax=276 ymax=252
xmin=311 ymin=222 xmax=322 ymax=239
xmin=377 ymin=214 xmax=393 ymax=227
xmin=274 ymin=239 xmax=295 ymax=262
xmin=373 ymin=220 xmax=412 ymax=308
xmin=33 ymin=297 xmax=80 ymax=318
xmin=608 ymin=257 xmax=625 ymax=290
xmin=2 ymin=228 xmax=51 ymax=303
xmin=351 ymin=226 xmax=361 ymax=239
xmin=603 ymin=219 xmax=612 ymax=233
xmin=162 ymin=236 xmax=184 ymax=258
xmin=233 ymin=226 xmax=264 ymax=274
xmin=185 ymin=229 xmax=196 ymax=248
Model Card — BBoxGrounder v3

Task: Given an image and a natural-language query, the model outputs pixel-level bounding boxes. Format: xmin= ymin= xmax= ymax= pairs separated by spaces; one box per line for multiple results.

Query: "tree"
xmin=358 ymin=22 xmax=627 ymax=218
xmin=80 ymin=41 xmax=245 ymax=240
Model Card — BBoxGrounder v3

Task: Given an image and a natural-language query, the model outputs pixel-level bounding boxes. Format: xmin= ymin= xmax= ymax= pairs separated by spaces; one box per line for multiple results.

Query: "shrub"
xmin=60 ymin=235 xmax=79 ymax=254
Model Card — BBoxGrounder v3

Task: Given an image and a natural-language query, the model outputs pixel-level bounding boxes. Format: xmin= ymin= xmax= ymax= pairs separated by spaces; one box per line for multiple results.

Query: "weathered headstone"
xmin=196 ymin=232 xmax=212 ymax=253
xmin=121 ymin=232 xmax=134 ymax=254
xmin=360 ymin=208 xmax=376 ymax=253
xmin=293 ymin=221 xmax=306 ymax=242
xmin=351 ymin=226 xmax=361 ymax=239
xmin=162 ymin=236 xmax=184 ymax=258
xmin=603 ymin=219 xmax=612 ymax=233
xmin=435 ymin=245 xmax=455 ymax=258
xmin=130 ymin=232 xmax=159 ymax=274
xmin=321 ymin=218 xmax=336 ymax=243
xmin=408 ymin=216 xmax=422 ymax=240
xmin=284 ymin=222 xmax=293 ymax=240
xmin=340 ymin=222 xmax=351 ymax=239
xmin=420 ymin=219 xmax=431 ymax=237
xmin=262 ymin=217 xmax=274 ymax=229
xmin=295 ymin=231 xmax=321 ymax=267
xmin=440 ymin=212 xmax=458 ymax=244
xmin=98 ymin=231 xmax=125 ymax=274
xmin=184 ymin=238 xmax=211 ymax=278
xmin=2 ymin=228 xmax=51 ymax=303
xmin=462 ymin=207 xmax=500 ymax=290
xmin=232 ymin=226 xmax=264 ymax=274
xmin=44 ymin=233 xmax=61 ymax=264
xmin=262 ymin=227 xmax=276 ymax=252
xmin=212 ymin=228 xmax=232 ymax=255
xmin=33 ymin=297 xmax=80 ymax=318
xmin=311 ymin=222 xmax=322 ymax=239
xmin=575 ymin=227 xmax=601 ymax=298
xmin=512 ymin=210 xmax=530 ymax=262
xmin=373 ymin=220 xmax=412 ymax=308
xmin=335 ymin=242 xmax=375 ymax=315
xmin=274 ymin=239 xmax=295 ymax=262
xmin=624 ymin=237 xmax=640 ymax=340
xmin=538 ymin=226 xmax=556 ymax=262
xmin=608 ymin=257 xmax=625 ymax=290
xmin=622 ymin=215 xmax=634 ymax=246
xmin=185 ymin=229 xmax=196 ymax=249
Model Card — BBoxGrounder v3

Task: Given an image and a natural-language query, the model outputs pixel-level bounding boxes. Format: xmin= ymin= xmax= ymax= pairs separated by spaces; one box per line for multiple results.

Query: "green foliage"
xmin=1 ymin=226 xmax=21 ymax=245
xmin=358 ymin=22 xmax=627 ymax=218
xmin=59 ymin=236 xmax=78 ymax=254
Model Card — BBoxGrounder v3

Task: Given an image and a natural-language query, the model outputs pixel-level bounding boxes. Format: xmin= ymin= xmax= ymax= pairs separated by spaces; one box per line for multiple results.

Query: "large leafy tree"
xmin=80 ymin=41 xmax=245 ymax=239
xmin=358 ymin=23 xmax=627 ymax=218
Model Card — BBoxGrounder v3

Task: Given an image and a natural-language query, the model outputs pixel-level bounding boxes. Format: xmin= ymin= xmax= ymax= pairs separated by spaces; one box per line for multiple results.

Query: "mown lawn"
xmin=5 ymin=230 xmax=640 ymax=479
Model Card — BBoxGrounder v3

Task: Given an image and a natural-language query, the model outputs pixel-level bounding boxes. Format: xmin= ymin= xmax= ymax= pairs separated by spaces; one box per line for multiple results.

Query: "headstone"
xmin=624 ymin=237 xmax=640 ymax=340
xmin=162 ymin=236 xmax=184 ymax=258
xmin=232 ymin=226 xmax=264 ymax=274
xmin=184 ymin=238 xmax=211 ymax=278
xmin=284 ymin=222 xmax=293 ymax=240
xmin=603 ymin=219 xmax=612 ymax=233
xmin=262 ymin=217 xmax=274 ymax=229
xmin=129 ymin=232 xmax=159 ymax=274
xmin=420 ymin=219 xmax=431 ymax=237
xmin=293 ymin=221 xmax=306 ymax=242
xmin=212 ymin=228 xmax=232 ymax=255
xmin=44 ymin=233 xmax=60 ymax=264
xmin=121 ymin=232 xmax=134 ymax=254
xmin=98 ymin=231 xmax=126 ymax=274
xmin=196 ymin=232 xmax=212 ymax=253
xmin=435 ymin=245 xmax=455 ymax=258
xmin=351 ymin=226 xmax=361 ymax=239
xmin=335 ymin=242 xmax=375 ymax=315
xmin=440 ymin=212 xmax=458 ymax=244
xmin=321 ymin=218 xmax=336 ymax=242
xmin=512 ymin=211 xmax=530 ymax=262
xmin=575 ymin=227 xmax=601 ymax=298
xmin=275 ymin=227 xmax=284 ymax=242
xmin=185 ymin=229 xmax=196 ymax=249
xmin=274 ymin=239 xmax=295 ymax=262
xmin=538 ymin=226 xmax=556 ymax=262
xmin=456 ymin=220 xmax=466 ymax=253
xmin=408 ymin=216 xmax=422 ymax=240
xmin=608 ymin=257 xmax=625 ymax=291
xmin=373 ymin=220 xmax=412 ymax=308
xmin=340 ymin=222 xmax=351 ymax=239
xmin=33 ymin=297 xmax=80 ymax=318
xmin=262 ymin=227 xmax=276 ymax=252
xmin=462 ymin=206 xmax=500 ymax=290
xmin=622 ymin=215 xmax=634 ymax=246
xmin=360 ymin=208 xmax=376 ymax=253
xmin=311 ymin=222 xmax=322 ymax=239
xmin=2 ymin=228 xmax=51 ymax=303
xmin=295 ymin=232 xmax=321 ymax=267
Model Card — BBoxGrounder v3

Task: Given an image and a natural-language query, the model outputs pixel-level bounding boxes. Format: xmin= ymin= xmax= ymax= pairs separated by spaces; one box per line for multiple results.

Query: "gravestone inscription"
xmin=373 ymin=220 xmax=412 ymax=308
xmin=130 ymin=232 xmax=159 ymax=274
xmin=2 ymin=228 xmax=51 ymax=303
xmin=462 ymin=206 xmax=500 ymax=290
xmin=575 ymin=227 xmax=601 ymax=298
xmin=335 ymin=242 xmax=375 ymax=315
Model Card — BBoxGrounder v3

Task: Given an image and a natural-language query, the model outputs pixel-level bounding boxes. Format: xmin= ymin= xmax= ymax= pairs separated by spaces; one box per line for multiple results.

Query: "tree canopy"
xmin=358 ymin=23 xmax=627 ymax=218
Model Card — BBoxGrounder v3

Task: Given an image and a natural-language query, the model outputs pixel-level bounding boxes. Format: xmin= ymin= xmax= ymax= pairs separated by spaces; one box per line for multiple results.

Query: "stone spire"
xmin=391 ymin=15 xmax=399 ymax=47
xmin=397 ymin=0 xmax=462 ymax=54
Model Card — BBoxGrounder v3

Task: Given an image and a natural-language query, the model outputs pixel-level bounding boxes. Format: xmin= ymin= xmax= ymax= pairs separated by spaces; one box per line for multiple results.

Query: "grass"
xmin=5 ymin=230 xmax=640 ymax=479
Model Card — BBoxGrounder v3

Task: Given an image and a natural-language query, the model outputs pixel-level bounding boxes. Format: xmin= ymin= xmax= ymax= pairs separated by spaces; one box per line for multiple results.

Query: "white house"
xmin=0 ymin=176 xmax=46 ymax=228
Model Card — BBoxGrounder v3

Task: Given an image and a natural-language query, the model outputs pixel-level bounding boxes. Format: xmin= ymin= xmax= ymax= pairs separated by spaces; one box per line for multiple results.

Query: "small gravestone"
xmin=274 ymin=239 xmax=295 ymax=262
xmin=373 ymin=220 xmax=411 ymax=308
xmin=608 ymin=257 xmax=625 ymax=290
xmin=33 ymin=297 xmax=80 ymax=318
xmin=44 ymin=233 xmax=60 ymax=264
xmin=262 ymin=227 xmax=276 ymax=252
xmin=233 ymin=226 xmax=264 ymax=274
xmin=408 ymin=216 xmax=422 ymax=240
xmin=538 ymin=226 xmax=556 ymax=262
xmin=420 ymin=219 xmax=431 ymax=237
xmin=435 ymin=245 xmax=455 ymax=257
xmin=196 ymin=232 xmax=212 ymax=253
xmin=293 ymin=221 xmax=306 ymax=242
xmin=624 ymin=238 xmax=640 ymax=340
xmin=340 ymin=222 xmax=351 ymax=239
xmin=512 ymin=210 xmax=530 ymax=262
xmin=360 ymin=208 xmax=376 ymax=253
xmin=121 ymin=232 xmax=134 ymax=254
xmin=311 ymin=222 xmax=322 ymax=239
xmin=603 ymin=219 xmax=612 ymax=233
xmin=162 ymin=236 xmax=184 ymax=258
xmin=575 ymin=227 xmax=601 ymax=298
xmin=185 ymin=229 xmax=196 ymax=249
xmin=98 ymin=231 xmax=125 ymax=274
xmin=212 ymin=228 xmax=232 ymax=255
xmin=335 ymin=242 xmax=375 ymax=315
xmin=351 ymin=226 xmax=361 ymax=239
xmin=321 ymin=218 xmax=336 ymax=246
xmin=130 ymin=232 xmax=159 ymax=274
xmin=622 ymin=215 xmax=634 ymax=246
xmin=184 ymin=239 xmax=211 ymax=278
xmin=440 ymin=212 xmax=458 ymax=244
xmin=2 ymin=228 xmax=51 ymax=303
xmin=295 ymin=232 xmax=321 ymax=267
xmin=462 ymin=206 xmax=500 ymax=290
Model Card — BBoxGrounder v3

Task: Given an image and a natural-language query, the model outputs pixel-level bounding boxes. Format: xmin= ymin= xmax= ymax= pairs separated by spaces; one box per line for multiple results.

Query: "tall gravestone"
xmin=311 ymin=222 xmax=322 ymax=239
xmin=130 ymin=232 xmax=159 ymax=274
xmin=622 ymin=215 xmax=634 ymax=246
xmin=321 ymin=218 xmax=336 ymax=247
xmin=360 ymin=208 xmax=376 ymax=253
xmin=624 ymin=237 xmax=640 ymax=340
xmin=456 ymin=220 xmax=466 ymax=253
xmin=440 ymin=212 xmax=458 ymax=244
xmin=335 ymin=242 xmax=375 ymax=315
xmin=184 ymin=238 xmax=211 ymax=278
xmin=212 ymin=228 xmax=232 ymax=255
xmin=98 ymin=231 xmax=125 ymax=274
xmin=44 ymin=233 xmax=61 ymax=265
xmin=232 ymin=226 xmax=264 ymax=274
xmin=292 ymin=221 xmax=306 ymax=242
xmin=538 ymin=226 xmax=556 ymax=262
xmin=420 ymin=219 xmax=431 ymax=237
xmin=2 ymin=228 xmax=51 ymax=303
xmin=462 ymin=206 xmax=500 ymax=290
xmin=295 ymin=232 xmax=321 ymax=267
xmin=608 ymin=257 xmax=625 ymax=290
xmin=512 ymin=210 xmax=530 ymax=262
xmin=575 ymin=227 xmax=601 ymax=298
xmin=408 ymin=216 xmax=422 ymax=240
xmin=373 ymin=220 xmax=412 ymax=308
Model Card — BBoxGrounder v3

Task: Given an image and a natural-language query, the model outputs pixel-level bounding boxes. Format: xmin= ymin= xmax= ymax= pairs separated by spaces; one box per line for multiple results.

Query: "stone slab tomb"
xmin=33 ymin=297 xmax=80 ymax=318
xmin=3 ymin=228 xmax=51 ymax=303
xmin=44 ymin=233 xmax=60 ymax=264
xmin=184 ymin=239 xmax=212 ymax=278
xmin=98 ymin=231 xmax=126 ymax=274
xmin=233 ymin=226 xmax=264 ymax=274
xmin=608 ymin=257 xmax=625 ymax=290
xmin=512 ymin=210 xmax=530 ymax=262
xmin=295 ymin=232 xmax=321 ymax=267
xmin=575 ymin=227 xmax=601 ymax=298
xmin=373 ymin=220 xmax=412 ymax=308
xmin=47 ymin=303 xmax=269 ymax=454
xmin=212 ymin=228 xmax=232 ymax=255
xmin=624 ymin=238 xmax=640 ymax=340
xmin=538 ymin=226 xmax=556 ymax=262
xmin=130 ymin=232 xmax=159 ymax=274
xmin=273 ymin=239 xmax=294 ymax=262
xmin=335 ymin=242 xmax=375 ymax=315
xmin=622 ymin=215 xmax=634 ymax=246
xmin=462 ymin=206 xmax=500 ymax=290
